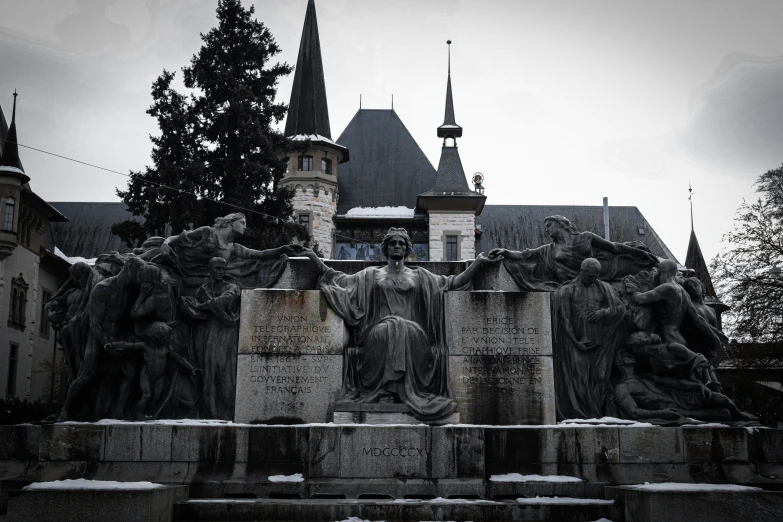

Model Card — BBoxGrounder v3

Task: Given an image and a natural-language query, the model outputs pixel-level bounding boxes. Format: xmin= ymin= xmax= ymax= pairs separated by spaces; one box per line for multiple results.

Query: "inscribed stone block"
xmin=446 ymin=291 xmax=555 ymax=425
xmin=236 ymin=289 xmax=345 ymax=423
xmin=339 ymin=426 xmax=431 ymax=479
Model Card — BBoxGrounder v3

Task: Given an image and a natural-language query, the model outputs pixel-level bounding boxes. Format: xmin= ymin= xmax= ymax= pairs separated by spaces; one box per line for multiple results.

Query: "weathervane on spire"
xmin=447 ymin=40 xmax=451 ymax=73
xmin=688 ymin=183 xmax=694 ymax=231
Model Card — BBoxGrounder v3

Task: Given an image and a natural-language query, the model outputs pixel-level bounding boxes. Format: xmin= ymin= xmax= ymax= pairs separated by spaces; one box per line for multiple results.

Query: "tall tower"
xmin=417 ymin=41 xmax=485 ymax=261
xmin=282 ymin=0 xmax=348 ymax=258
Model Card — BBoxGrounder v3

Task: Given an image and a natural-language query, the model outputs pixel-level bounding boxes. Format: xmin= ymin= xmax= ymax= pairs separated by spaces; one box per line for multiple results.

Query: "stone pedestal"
xmin=333 ymin=403 xmax=460 ymax=425
xmin=235 ymin=289 xmax=346 ymax=424
xmin=446 ymin=291 xmax=555 ymax=425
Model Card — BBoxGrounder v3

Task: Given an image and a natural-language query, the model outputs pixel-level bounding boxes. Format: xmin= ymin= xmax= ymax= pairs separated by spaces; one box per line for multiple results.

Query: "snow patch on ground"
xmin=55 ymin=247 xmax=96 ymax=266
xmin=623 ymin=482 xmax=762 ymax=492
xmin=345 ymin=206 xmax=415 ymax=218
xmin=268 ymin=473 xmax=304 ymax=483
xmin=490 ymin=473 xmax=582 ymax=483
xmin=23 ymin=479 xmax=164 ymax=491
xmin=559 ymin=417 xmax=655 ymax=427
xmin=517 ymin=496 xmax=614 ymax=505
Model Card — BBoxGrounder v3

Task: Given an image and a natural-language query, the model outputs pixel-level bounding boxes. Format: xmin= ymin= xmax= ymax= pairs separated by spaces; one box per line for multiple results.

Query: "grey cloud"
xmin=678 ymin=53 xmax=783 ymax=177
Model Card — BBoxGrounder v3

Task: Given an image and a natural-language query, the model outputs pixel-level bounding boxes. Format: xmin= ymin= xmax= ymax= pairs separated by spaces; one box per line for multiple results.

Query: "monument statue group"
xmin=46 ymin=213 xmax=755 ymax=426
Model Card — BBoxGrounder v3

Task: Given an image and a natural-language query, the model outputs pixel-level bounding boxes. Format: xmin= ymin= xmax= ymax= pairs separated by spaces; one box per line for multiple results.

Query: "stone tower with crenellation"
xmin=281 ymin=0 xmax=348 ymax=259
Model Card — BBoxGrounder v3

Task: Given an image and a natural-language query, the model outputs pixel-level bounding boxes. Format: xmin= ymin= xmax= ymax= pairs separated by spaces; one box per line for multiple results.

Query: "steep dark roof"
xmin=50 ymin=202 xmax=139 ymax=258
xmin=475 ymin=205 xmax=678 ymax=262
xmin=0 ymin=102 xmax=7 ymax=156
xmin=684 ymin=228 xmax=717 ymax=297
xmin=0 ymin=93 xmax=24 ymax=173
xmin=284 ymin=0 xmax=331 ymax=139
xmin=420 ymin=146 xmax=475 ymax=195
xmin=335 ymin=109 xmax=437 ymax=214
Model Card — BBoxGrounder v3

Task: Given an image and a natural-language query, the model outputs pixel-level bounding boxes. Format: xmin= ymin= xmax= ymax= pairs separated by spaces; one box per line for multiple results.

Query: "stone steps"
xmin=185 ymin=478 xmax=607 ymax=501
xmin=173 ymin=497 xmax=614 ymax=522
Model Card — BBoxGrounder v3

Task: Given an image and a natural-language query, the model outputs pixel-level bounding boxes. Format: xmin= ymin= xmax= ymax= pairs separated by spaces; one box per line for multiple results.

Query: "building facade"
xmin=0 ymin=93 xmax=70 ymax=403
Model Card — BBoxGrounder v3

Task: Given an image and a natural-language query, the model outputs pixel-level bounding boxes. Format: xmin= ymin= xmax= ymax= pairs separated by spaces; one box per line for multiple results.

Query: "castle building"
xmin=50 ymin=0 xmax=680 ymax=269
xmin=0 ymin=92 xmax=70 ymax=402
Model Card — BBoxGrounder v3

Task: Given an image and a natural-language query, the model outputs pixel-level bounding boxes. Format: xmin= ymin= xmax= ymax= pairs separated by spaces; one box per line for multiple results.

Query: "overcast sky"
xmin=1 ymin=0 xmax=782 ymax=264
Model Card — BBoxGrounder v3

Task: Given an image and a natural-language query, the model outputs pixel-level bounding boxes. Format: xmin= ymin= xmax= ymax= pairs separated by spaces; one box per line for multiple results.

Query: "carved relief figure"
xmin=613 ymin=349 xmax=756 ymax=424
xmin=552 ymin=258 xmax=626 ymax=419
xmin=47 ymin=262 xmax=103 ymax=384
xmin=624 ymin=260 xmax=721 ymax=356
xmin=58 ymin=257 xmax=146 ymax=421
xmin=302 ymin=227 xmax=496 ymax=422
xmin=489 ymin=215 xmax=658 ymax=291
xmin=181 ymin=257 xmax=241 ymax=420
xmin=107 ymin=322 xmax=201 ymax=419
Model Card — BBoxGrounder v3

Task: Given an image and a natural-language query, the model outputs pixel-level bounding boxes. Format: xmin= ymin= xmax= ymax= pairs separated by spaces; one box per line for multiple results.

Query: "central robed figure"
xmin=303 ymin=228 xmax=494 ymax=422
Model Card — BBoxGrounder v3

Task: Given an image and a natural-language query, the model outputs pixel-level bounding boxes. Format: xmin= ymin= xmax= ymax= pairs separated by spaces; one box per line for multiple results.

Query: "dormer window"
xmin=298 ymin=156 xmax=313 ymax=171
xmin=3 ymin=198 xmax=14 ymax=232
xmin=321 ymin=158 xmax=332 ymax=175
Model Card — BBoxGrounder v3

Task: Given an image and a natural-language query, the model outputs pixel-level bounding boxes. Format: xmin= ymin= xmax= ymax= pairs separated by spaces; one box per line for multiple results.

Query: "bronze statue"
xmin=552 ymin=258 xmax=626 ymax=419
xmin=624 ymin=260 xmax=721 ymax=356
xmin=613 ymin=349 xmax=755 ymax=424
xmin=302 ymin=227 xmax=497 ymax=422
xmin=140 ymin=212 xmax=302 ymax=291
xmin=106 ymin=322 xmax=201 ymax=420
xmin=489 ymin=215 xmax=658 ymax=291
xmin=181 ymin=257 xmax=241 ymax=420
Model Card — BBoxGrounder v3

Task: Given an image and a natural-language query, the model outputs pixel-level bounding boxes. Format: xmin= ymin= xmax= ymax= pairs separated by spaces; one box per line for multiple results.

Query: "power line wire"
xmin=7 ymin=139 xmax=380 ymax=245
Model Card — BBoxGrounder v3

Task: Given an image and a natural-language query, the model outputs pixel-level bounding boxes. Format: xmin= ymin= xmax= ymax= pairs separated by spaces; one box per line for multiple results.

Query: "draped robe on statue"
xmin=551 ymin=277 xmax=626 ymax=420
xmin=181 ymin=281 xmax=241 ymax=420
xmin=502 ymin=232 xmax=656 ymax=292
xmin=318 ymin=265 xmax=465 ymax=421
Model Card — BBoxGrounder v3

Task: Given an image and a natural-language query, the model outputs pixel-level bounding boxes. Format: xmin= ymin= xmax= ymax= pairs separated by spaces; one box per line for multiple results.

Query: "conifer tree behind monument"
xmin=114 ymin=0 xmax=307 ymax=250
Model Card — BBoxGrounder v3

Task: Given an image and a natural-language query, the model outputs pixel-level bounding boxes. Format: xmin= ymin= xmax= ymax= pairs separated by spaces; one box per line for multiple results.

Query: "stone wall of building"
xmin=428 ymin=211 xmax=476 ymax=261
xmin=290 ymin=184 xmax=336 ymax=259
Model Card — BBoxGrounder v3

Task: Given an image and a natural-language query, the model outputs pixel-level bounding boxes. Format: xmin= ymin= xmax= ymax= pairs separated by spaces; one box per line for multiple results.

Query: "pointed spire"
xmin=0 ymin=90 xmax=24 ymax=174
xmin=437 ymin=40 xmax=462 ymax=141
xmin=689 ymin=183 xmax=694 ymax=231
xmin=285 ymin=0 xmax=332 ymax=139
xmin=685 ymin=227 xmax=716 ymax=298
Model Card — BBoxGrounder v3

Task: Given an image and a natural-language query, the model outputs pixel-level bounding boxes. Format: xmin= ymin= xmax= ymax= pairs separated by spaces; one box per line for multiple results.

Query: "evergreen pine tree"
xmin=114 ymin=0 xmax=306 ymax=249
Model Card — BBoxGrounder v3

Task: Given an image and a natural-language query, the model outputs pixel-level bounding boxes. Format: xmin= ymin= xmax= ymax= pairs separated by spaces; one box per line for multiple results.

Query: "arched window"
xmin=3 ymin=197 xmax=14 ymax=231
xmin=321 ymin=158 xmax=332 ymax=175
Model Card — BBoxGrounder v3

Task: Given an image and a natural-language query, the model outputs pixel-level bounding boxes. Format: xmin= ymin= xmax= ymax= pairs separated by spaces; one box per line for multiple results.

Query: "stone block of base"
xmin=7 ymin=482 xmax=188 ymax=522
xmin=605 ymin=484 xmax=783 ymax=522
xmin=333 ymin=403 xmax=459 ymax=425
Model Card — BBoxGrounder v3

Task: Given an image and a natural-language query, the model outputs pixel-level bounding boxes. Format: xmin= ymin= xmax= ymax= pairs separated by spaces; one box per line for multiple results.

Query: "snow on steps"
xmin=173 ymin=497 xmax=614 ymax=522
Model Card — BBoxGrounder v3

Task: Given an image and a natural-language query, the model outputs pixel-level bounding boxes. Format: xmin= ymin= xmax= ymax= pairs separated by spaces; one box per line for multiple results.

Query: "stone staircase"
xmin=173 ymin=481 xmax=614 ymax=521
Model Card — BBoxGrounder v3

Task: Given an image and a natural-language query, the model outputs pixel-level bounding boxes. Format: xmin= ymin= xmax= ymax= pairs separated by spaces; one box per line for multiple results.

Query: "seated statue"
xmin=489 ymin=215 xmax=658 ymax=291
xmin=302 ymin=227 xmax=496 ymax=422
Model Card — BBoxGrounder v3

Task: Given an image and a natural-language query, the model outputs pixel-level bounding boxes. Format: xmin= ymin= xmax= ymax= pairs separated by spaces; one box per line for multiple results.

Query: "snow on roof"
xmin=290 ymin=133 xmax=338 ymax=146
xmin=24 ymin=479 xmax=164 ymax=491
xmin=345 ymin=206 xmax=416 ymax=218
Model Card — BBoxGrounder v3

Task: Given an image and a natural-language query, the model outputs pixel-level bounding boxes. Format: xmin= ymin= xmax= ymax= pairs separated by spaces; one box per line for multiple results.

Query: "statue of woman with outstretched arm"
xmin=302 ymin=227 xmax=497 ymax=422
xmin=140 ymin=212 xmax=303 ymax=292
xmin=489 ymin=215 xmax=658 ymax=291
